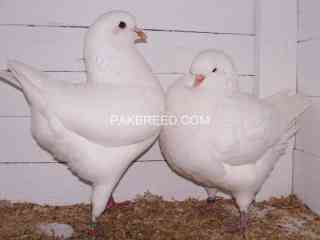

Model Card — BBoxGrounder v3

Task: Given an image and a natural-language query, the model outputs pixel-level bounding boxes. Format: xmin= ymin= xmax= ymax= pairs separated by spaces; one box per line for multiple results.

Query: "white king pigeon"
xmin=0 ymin=10 xmax=164 ymax=235
xmin=159 ymin=49 xmax=310 ymax=232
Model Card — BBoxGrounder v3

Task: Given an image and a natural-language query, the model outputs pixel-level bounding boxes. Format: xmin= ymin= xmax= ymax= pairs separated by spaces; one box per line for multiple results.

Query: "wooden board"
xmin=0 ymin=74 xmax=255 ymax=164
xmin=0 ymin=161 xmax=206 ymax=205
xmin=0 ymin=0 xmax=254 ymax=34
xmin=0 ymin=26 xmax=255 ymax=74
xmin=297 ymin=40 xmax=320 ymax=96
xmin=298 ymin=0 xmax=320 ymax=41
xmin=0 ymin=159 xmax=290 ymax=205
xmin=0 ymin=117 xmax=164 ymax=163
xmin=255 ymin=0 xmax=298 ymax=199
xmin=294 ymin=150 xmax=320 ymax=214
xmin=3 ymin=0 xmax=297 ymax=206
xmin=0 ymin=73 xmax=255 ymax=117
xmin=256 ymin=0 xmax=297 ymax=97
xmin=295 ymin=0 xmax=320 ymax=215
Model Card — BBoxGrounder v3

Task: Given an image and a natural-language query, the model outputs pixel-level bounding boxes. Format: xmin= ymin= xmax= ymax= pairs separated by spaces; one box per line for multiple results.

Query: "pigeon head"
xmin=189 ymin=49 xmax=239 ymax=94
xmin=86 ymin=10 xmax=146 ymax=45
xmin=84 ymin=11 xmax=157 ymax=84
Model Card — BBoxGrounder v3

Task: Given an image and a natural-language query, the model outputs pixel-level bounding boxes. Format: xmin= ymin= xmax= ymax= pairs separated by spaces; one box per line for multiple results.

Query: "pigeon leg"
xmin=224 ymin=211 xmax=248 ymax=233
xmin=88 ymin=221 xmax=97 ymax=240
xmin=88 ymin=184 xmax=115 ymax=239
xmin=224 ymin=219 xmax=241 ymax=233
xmin=205 ymin=187 xmax=218 ymax=204
xmin=92 ymin=185 xmax=114 ymax=220
xmin=225 ymin=194 xmax=251 ymax=233
xmin=106 ymin=195 xmax=131 ymax=209
xmin=239 ymin=211 xmax=248 ymax=233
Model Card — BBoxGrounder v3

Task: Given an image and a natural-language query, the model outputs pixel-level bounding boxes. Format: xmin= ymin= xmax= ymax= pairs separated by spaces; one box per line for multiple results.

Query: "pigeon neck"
xmin=85 ymin=45 xmax=157 ymax=87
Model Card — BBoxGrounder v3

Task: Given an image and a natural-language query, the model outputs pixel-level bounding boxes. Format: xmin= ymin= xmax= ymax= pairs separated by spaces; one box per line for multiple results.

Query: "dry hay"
xmin=0 ymin=193 xmax=319 ymax=239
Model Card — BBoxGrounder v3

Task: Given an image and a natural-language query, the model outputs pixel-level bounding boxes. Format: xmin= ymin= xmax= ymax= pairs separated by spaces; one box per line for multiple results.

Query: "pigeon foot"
xmin=106 ymin=195 xmax=132 ymax=209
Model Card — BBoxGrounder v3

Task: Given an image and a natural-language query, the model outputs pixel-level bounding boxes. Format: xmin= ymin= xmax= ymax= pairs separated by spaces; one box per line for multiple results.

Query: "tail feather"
xmin=7 ymin=60 xmax=47 ymax=109
xmin=0 ymin=71 xmax=21 ymax=90
xmin=7 ymin=60 xmax=48 ymax=88
xmin=265 ymin=90 xmax=311 ymax=128
xmin=257 ymin=121 xmax=298 ymax=180
xmin=274 ymin=122 xmax=298 ymax=155
xmin=256 ymin=91 xmax=311 ymax=178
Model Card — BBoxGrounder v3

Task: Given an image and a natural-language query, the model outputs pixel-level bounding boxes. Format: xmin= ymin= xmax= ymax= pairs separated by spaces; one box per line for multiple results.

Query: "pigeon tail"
xmin=0 ymin=71 xmax=21 ymax=90
xmin=256 ymin=91 xmax=311 ymax=179
xmin=256 ymin=122 xmax=298 ymax=180
xmin=7 ymin=60 xmax=47 ymax=110
xmin=265 ymin=90 xmax=311 ymax=131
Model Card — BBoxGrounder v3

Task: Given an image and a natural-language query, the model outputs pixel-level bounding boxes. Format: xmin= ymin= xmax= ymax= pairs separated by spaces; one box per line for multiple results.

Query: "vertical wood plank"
xmin=298 ymin=0 xmax=320 ymax=41
xmin=295 ymin=0 xmax=320 ymax=214
xmin=297 ymin=40 xmax=320 ymax=96
xmin=255 ymin=0 xmax=297 ymax=97
xmin=255 ymin=0 xmax=298 ymax=197
xmin=294 ymin=150 xmax=320 ymax=214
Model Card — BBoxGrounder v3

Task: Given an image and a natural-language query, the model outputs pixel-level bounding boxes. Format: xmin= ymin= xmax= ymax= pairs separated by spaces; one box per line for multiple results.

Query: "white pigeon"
xmin=0 ymin=10 xmax=164 ymax=231
xmin=159 ymin=49 xmax=310 ymax=232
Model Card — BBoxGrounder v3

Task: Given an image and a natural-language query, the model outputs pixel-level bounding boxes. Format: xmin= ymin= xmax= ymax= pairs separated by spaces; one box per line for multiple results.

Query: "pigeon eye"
xmin=212 ymin=68 xmax=217 ymax=73
xmin=118 ymin=21 xmax=127 ymax=29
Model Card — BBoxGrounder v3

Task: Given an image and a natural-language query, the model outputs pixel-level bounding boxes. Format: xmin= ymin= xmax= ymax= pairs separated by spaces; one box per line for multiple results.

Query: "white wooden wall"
xmin=294 ymin=0 xmax=320 ymax=214
xmin=255 ymin=0 xmax=297 ymax=201
xmin=0 ymin=0 xmax=296 ymax=205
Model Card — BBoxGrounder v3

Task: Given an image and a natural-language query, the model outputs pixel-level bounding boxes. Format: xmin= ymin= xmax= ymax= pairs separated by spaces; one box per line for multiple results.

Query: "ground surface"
xmin=0 ymin=193 xmax=319 ymax=239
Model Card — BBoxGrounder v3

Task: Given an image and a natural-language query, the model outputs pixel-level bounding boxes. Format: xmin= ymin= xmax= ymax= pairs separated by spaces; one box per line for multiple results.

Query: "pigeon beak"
xmin=134 ymin=27 xmax=147 ymax=43
xmin=193 ymin=74 xmax=206 ymax=87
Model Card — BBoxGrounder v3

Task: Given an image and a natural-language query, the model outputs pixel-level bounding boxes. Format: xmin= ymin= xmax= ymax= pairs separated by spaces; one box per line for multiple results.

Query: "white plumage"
xmin=0 ymin=11 xmax=164 ymax=224
xmin=159 ymin=49 xmax=310 ymax=232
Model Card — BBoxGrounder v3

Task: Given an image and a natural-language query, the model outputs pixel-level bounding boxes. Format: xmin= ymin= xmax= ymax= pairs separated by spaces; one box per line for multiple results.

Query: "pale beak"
xmin=134 ymin=27 xmax=147 ymax=43
xmin=193 ymin=74 xmax=206 ymax=87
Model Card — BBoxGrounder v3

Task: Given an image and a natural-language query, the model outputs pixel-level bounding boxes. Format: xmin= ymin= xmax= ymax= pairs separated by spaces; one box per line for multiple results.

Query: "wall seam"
xmin=292 ymin=0 xmax=300 ymax=196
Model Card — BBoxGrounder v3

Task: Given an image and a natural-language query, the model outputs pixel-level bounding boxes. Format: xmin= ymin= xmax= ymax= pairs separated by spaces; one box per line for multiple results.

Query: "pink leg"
xmin=200 ymin=196 xmax=216 ymax=211
xmin=89 ymin=222 xmax=97 ymax=240
xmin=206 ymin=196 xmax=216 ymax=204
xmin=204 ymin=188 xmax=217 ymax=207
xmin=106 ymin=195 xmax=131 ymax=209
xmin=225 ymin=211 xmax=248 ymax=233
xmin=239 ymin=211 xmax=248 ymax=233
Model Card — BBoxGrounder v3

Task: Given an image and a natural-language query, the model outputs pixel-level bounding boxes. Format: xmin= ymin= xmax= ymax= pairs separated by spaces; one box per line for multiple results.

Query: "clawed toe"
xmin=206 ymin=197 xmax=216 ymax=204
